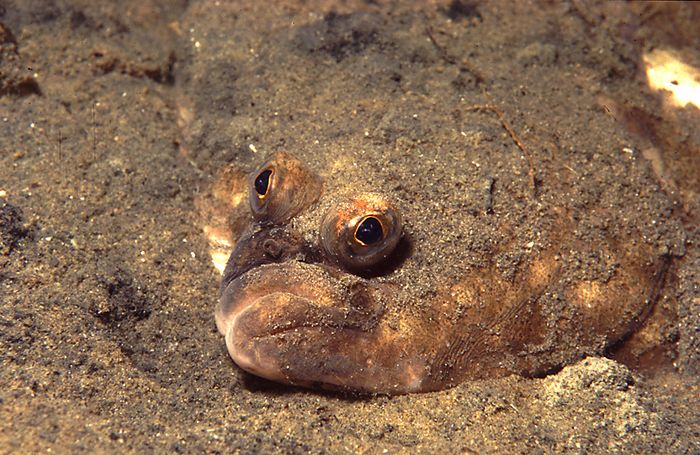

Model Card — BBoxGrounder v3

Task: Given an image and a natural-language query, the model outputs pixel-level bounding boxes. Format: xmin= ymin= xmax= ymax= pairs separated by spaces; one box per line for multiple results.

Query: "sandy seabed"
xmin=1 ymin=1 xmax=699 ymax=453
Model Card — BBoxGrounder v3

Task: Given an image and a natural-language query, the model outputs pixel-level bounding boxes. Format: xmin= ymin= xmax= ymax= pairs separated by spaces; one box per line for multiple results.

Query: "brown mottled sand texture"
xmin=1 ymin=1 xmax=698 ymax=453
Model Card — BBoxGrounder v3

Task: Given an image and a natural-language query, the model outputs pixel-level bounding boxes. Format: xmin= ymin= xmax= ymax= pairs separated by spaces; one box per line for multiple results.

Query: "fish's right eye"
xmin=320 ymin=193 xmax=403 ymax=270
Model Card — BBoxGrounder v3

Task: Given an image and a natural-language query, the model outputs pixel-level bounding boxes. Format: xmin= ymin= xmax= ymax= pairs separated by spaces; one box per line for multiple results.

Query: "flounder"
xmin=201 ymin=150 xmax=673 ymax=394
xmin=181 ymin=9 xmax=684 ymax=395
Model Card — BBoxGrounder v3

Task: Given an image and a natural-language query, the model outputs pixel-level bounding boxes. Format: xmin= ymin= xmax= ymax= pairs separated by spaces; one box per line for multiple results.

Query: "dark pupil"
xmin=255 ymin=169 xmax=272 ymax=196
xmin=356 ymin=217 xmax=383 ymax=245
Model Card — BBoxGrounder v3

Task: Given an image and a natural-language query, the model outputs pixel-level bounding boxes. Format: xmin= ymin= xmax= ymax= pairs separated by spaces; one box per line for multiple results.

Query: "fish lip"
xmin=220 ymin=258 xmax=326 ymax=298
xmin=235 ymin=292 xmax=329 ymax=338
xmin=224 ymin=295 xmax=337 ymax=388
xmin=218 ymin=263 xmax=335 ymax=383
xmin=216 ymin=259 xmax=340 ymax=336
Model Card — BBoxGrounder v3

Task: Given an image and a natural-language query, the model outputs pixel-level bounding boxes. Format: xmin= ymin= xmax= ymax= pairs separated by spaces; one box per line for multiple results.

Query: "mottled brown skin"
xmin=208 ymin=152 xmax=668 ymax=394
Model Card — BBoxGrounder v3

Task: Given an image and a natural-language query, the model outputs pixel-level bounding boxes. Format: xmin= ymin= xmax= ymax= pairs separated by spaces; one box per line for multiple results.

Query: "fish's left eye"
xmin=320 ymin=194 xmax=403 ymax=270
xmin=249 ymin=152 xmax=322 ymax=224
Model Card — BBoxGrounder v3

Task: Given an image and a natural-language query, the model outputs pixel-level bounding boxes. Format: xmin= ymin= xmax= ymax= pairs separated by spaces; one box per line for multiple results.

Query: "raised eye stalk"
xmin=320 ymin=193 xmax=403 ymax=270
xmin=248 ymin=152 xmax=322 ymax=224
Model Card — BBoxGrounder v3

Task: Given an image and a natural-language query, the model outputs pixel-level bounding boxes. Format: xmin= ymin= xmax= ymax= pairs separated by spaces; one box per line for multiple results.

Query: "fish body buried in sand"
xmin=208 ymin=152 xmax=670 ymax=395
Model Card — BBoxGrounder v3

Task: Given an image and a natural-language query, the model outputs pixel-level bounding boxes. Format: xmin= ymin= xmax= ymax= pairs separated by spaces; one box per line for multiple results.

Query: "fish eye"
xmin=249 ymin=152 xmax=322 ymax=224
xmin=354 ymin=216 xmax=383 ymax=245
xmin=321 ymin=194 xmax=402 ymax=270
xmin=254 ymin=169 xmax=273 ymax=199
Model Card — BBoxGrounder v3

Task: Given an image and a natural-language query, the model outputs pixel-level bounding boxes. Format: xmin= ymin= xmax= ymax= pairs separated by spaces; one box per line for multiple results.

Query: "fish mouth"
xmin=224 ymin=289 xmax=348 ymax=385
xmin=215 ymin=261 xmax=342 ymax=336
xmin=215 ymin=259 xmax=429 ymax=394
xmin=215 ymin=260 xmax=352 ymax=385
